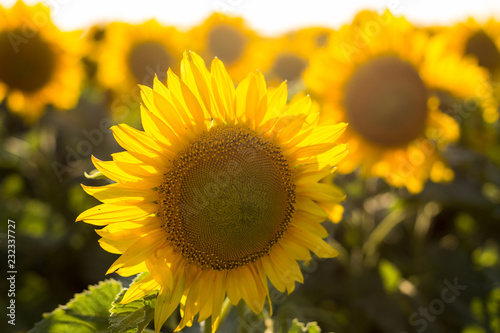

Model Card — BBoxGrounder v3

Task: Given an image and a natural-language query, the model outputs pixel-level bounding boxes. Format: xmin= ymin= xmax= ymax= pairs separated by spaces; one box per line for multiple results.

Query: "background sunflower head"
xmin=96 ymin=19 xmax=187 ymax=92
xmin=0 ymin=0 xmax=83 ymax=123
xmin=304 ymin=10 xmax=497 ymax=193
xmin=260 ymin=26 xmax=332 ymax=89
xmin=187 ymin=13 xmax=267 ymax=83
xmin=432 ymin=17 xmax=500 ymax=123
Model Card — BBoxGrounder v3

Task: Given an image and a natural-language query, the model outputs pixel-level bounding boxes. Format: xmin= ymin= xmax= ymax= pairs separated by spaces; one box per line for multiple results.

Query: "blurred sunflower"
xmin=77 ymin=51 xmax=347 ymax=332
xmin=434 ymin=17 xmax=500 ymax=123
xmin=0 ymin=0 xmax=83 ymax=123
xmin=188 ymin=13 xmax=266 ymax=82
xmin=96 ymin=19 xmax=186 ymax=95
xmin=305 ymin=10 xmax=495 ymax=193
xmin=80 ymin=23 xmax=108 ymax=83
xmin=264 ymin=26 xmax=332 ymax=88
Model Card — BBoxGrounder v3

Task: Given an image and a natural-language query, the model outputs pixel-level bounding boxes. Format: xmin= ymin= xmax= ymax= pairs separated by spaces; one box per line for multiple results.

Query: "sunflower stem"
xmin=203 ymin=317 xmax=212 ymax=333
xmin=219 ymin=298 xmax=233 ymax=327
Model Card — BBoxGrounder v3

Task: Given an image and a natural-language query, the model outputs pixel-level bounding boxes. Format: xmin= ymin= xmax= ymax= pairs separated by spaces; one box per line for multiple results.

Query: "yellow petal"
xmin=296 ymin=183 xmax=345 ymax=202
xmin=295 ymin=196 xmax=328 ymax=219
xmin=276 ymin=114 xmax=307 ymax=143
xmin=235 ymin=73 xmax=253 ymax=121
xmin=245 ymin=74 xmax=260 ymax=129
xmin=106 ymin=230 xmax=165 ymax=274
xmin=146 ymin=254 xmax=174 ymax=293
xmin=112 ymin=151 xmax=165 ymax=171
xmin=75 ymin=203 xmax=156 ymax=224
xmin=111 ymin=124 xmax=168 ymax=159
xmin=210 ymin=271 xmax=227 ymax=332
xmin=98 ymin=237 xmax=135 ymax=254
xmin=288 ymin=225 xmax=338 ymax=258
xmin=280 ymin=236 xmax=312 ymax=261
xmin=116 ymin=261 xmax=148 ymax=277
xmin=300 ymin=122 xmax=348 ymax=146
xmin=121 ymin=274 xmax=160 ymax=304
xmin=179 ymin=79 xmax=206 ymax=126
xmin=151 ymin=87 xmax=187 ymax=134
xmin=91 ymin=156 xmax=140 ymax=184
xmin=292 ymin=210 xmax=329 ymax=238
xmin=140 ymin=104 xmax=184 ymax=148
xmin=316 ymin=144 xmax=349 ymax=169
xmin=287 ymin=95 xmax=311 ymax=117
xmin=291 ymin=143 xmax=339 ymax=160
xmin=182 ymin=51 xmax=213 ymax=117
xmin=261 ymin=245 xmax=303 ymax=294
xmin=82 ymin=183 xmax=156 ymax=204
xmin=262 ymin=81 xmax=287 ymax=126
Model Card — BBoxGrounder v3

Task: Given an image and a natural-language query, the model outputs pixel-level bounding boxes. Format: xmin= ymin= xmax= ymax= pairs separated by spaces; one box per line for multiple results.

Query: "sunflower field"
xmin=1 ymin=1 xmax=500 ymax=333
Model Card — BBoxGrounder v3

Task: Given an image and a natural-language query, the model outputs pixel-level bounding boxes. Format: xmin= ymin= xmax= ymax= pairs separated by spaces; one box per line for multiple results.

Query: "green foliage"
xmin=109 ymin=273 xmax=157 ymax=333
xmin=378 ymin=259 xmax=402 ymax=293
xmin=28 ymin=274 xmax=160 ymax=333
xmin=288 ymin=318 xmax=322 ymax=333
xmin=29 ymin=280 xmax=122 ymax=333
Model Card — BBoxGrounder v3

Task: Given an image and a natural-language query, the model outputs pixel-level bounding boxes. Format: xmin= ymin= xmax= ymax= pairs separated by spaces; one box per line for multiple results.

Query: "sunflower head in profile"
xmin=188 ymin=13 xmax=267 ymax=83
xmin=0 ymin=0 xmax=83 ymax=123
xmin=304 ymin=10 xmax=496 ymax=193
xmin=77 ymin=51 xmax=348 ymax=332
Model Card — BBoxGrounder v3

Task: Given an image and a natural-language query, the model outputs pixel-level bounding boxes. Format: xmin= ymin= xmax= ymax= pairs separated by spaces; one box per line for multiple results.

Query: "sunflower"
xmin=77 ymin=51 xmax=348 ymax=332
xmin=263 ymin=26 xmax=332 ymax=88
xmin=304 ymin=10 xmax=495 ymax=193
xmin=188 ymin=13 xmax=267 ymax=83
xmin=96 ymin=19 xmax=187 ymax=96
xmin=80 ymin=23 xmax=108 ymax=83
xmin=434 ymin=17 xmax=500 ymax=123
xmin=0 ymin=0 xmax=83 ymax=123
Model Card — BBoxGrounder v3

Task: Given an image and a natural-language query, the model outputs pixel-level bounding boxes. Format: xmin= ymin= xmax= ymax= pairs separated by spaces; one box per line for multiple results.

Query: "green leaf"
xmin=29 ymin=279 xmax=123 ymax=333
xmin=378 ymin=259 xmax=402 ymax=293
xmin=288 ymin=318 xmax=322 ymax=333
xmin=109 ymin=272 xmax=158 ymax=333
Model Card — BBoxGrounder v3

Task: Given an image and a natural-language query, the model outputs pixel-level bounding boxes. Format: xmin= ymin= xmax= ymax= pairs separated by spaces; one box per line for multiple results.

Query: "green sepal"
xmin=84 ymin=169 xmax=107 ymax=179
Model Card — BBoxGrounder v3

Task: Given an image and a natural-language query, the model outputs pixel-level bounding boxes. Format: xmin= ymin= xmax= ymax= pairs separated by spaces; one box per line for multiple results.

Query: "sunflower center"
xmin=465 ymin=30 xmax=500 ymax=73
xmin=343 ymin=55 xmax=428 ymax=146
xmin=315 ymin=32 xmax=329 ymax=47
xmin=272 ymin=53 xmax=308 ymax=82
xmin=0 ymin=29 xmax=56 ymax=92
xmin=207 ymin=24 xmax=246 ymax=65
xmin=157 ymin=125 xmax=296 ymax=270
xmin=128 ymin=41 xmax=171 ymax=85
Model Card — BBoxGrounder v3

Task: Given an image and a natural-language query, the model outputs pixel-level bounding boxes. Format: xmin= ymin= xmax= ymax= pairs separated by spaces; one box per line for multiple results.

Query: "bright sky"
xmin=2 ymin=0 xmax=500 ymax=35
